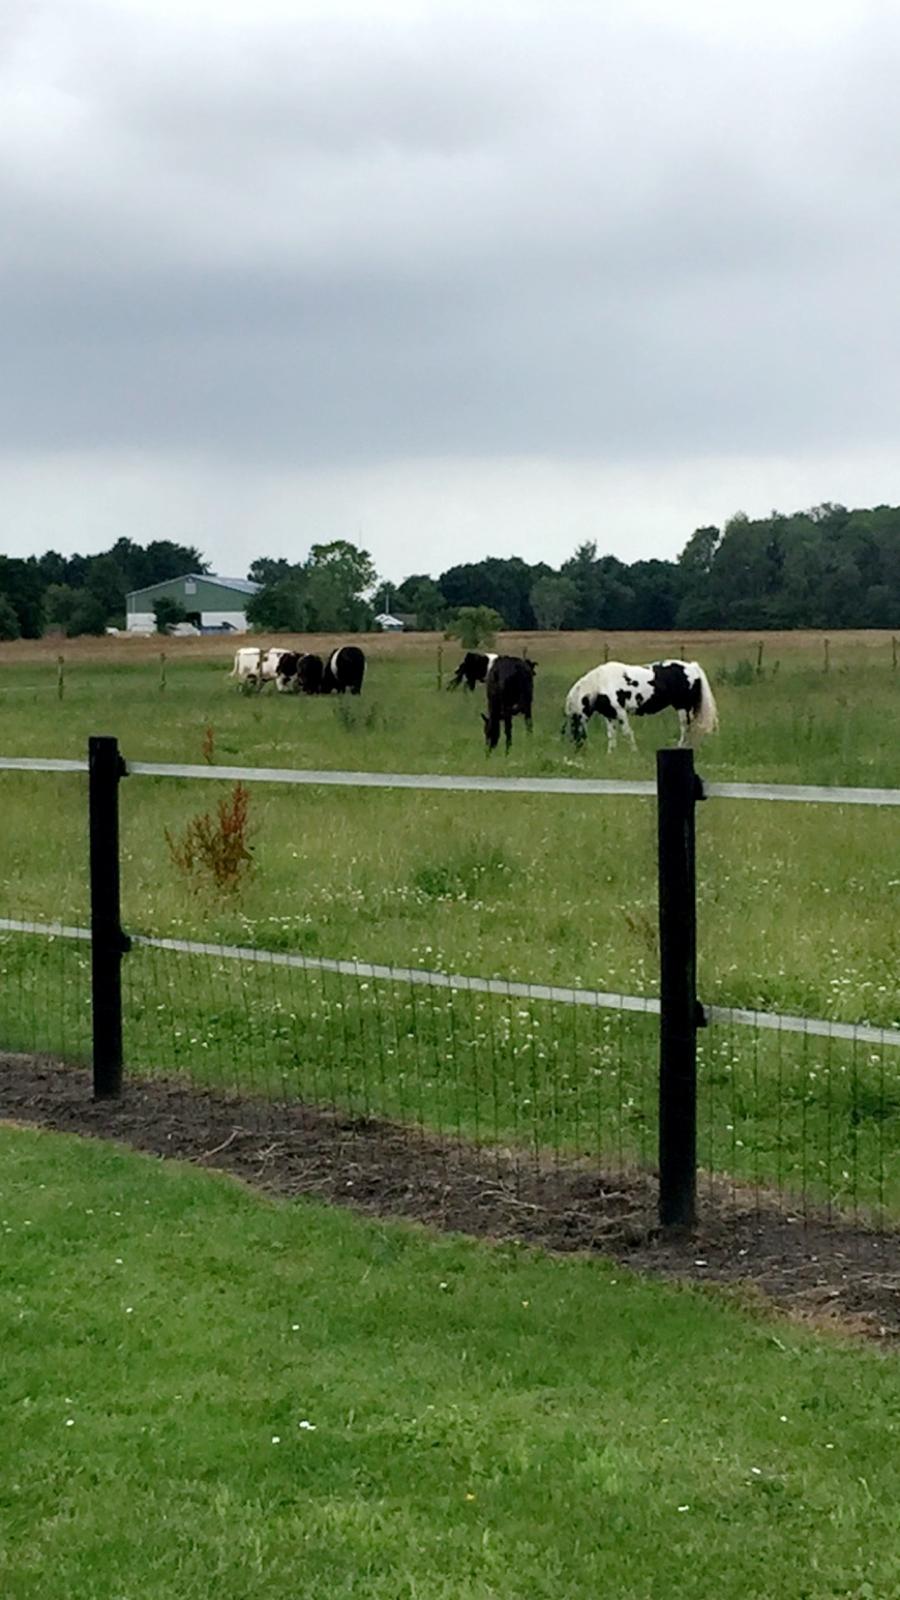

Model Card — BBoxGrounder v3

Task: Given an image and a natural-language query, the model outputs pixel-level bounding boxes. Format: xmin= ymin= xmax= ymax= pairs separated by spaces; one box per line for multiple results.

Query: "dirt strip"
xmin=3 ymin=1054 xmax=899 ymax=1343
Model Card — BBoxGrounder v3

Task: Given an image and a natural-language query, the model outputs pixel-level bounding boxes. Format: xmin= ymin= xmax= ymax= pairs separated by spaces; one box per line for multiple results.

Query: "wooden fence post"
xmin=88 ymin=736 xmax=130 ymax=1099
xmin=159 ymin=652 xmax=167 ymax=692
xmin=437 ymin=643 xmax=443 ymax=691
xmin=656 ymin=747 xmax=703 ymax=1228
xmin=57 ymin=656 xmax=65 ymax=701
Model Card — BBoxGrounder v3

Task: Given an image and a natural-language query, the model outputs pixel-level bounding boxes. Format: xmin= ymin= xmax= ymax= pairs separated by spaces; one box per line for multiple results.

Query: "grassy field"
xmin=3 ymin=1122 xmax=900 ymax=1600
xmin=1 ymin=630 xmax=898 ymax=1208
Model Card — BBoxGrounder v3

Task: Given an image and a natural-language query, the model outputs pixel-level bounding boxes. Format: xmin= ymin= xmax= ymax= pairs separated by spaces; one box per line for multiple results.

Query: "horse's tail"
xmin=692 ymin=663 xmax=719 ymax=736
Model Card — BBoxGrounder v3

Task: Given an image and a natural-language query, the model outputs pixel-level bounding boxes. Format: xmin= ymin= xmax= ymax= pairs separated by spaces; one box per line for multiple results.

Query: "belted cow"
xmin=321 ymin=645 xmax=366 ymax=695
xmin=448 ymin=651 xmax=497 ymax=691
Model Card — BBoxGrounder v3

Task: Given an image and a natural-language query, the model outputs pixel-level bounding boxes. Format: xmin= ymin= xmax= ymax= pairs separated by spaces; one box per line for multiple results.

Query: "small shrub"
xmin=201 ymin=724 xmax=216 ymax=764
xmin=165 ymin=782 xmax=253 ymax=895
xmin=444 ymin=606 xmax=505 ymax=650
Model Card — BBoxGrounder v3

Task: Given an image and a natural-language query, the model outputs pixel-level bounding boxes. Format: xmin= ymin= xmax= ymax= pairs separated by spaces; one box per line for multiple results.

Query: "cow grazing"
xmin=230 ymin=647 xmax=264 ymax=689
xmin=230 ymin=647 xmax=311 ymax=694
xmin=564 ymin=659 xmax=719 ymax=751
xmin=482 ymin=656 xmax=536 ymax=752
xmin=448 ymin=651 xmax=497 ymax=691
xmin=321 ymin=645 xmax=366 ymax=695
xmin=261 ymin=648 xmax=302 ymax=692
xmin=296 ymin=652 xmax=324 ymax=695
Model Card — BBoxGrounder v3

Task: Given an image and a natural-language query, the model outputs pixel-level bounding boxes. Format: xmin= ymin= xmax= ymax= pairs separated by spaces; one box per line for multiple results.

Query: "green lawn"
xmin=2 ymin=1123 xmax=899 ymax=1600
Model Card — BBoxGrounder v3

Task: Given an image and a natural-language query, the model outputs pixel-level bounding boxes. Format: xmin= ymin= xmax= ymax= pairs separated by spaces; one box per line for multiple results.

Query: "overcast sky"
xmin=3 ymin=0 xmax=900 ymax=581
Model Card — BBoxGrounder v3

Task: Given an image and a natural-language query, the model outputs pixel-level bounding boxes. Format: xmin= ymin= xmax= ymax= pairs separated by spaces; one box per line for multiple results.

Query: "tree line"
xmin=0 ymin=501 xmax=897 ymax=640
xmin=0 ymin=540 xmax=208 ymax=639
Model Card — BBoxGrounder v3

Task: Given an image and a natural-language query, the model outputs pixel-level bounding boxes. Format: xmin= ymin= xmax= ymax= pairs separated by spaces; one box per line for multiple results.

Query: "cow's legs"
xmin=504 ymin=712 xmax=513 ymax=752
xmin=677 ymin=710 xmax=689 ymax=747
xmin=605 ymin=718 xmax=617 ymax=752
xmin=620 ymin=711 xmax=638 ymax=751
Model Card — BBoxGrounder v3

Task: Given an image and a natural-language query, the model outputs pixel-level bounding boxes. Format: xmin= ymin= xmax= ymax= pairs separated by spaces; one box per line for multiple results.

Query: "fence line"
xmin=703 ymin=781 xmax=900 ymax=807
xmin=3 ymin=752 xmax=900 ymax=807
xmin=4 ymin=916 xmax=898 ymax=1050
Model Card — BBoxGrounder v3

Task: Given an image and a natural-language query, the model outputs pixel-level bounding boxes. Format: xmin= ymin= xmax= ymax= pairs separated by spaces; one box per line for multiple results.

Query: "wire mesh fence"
xmin=120 ymin=941 xmax=660 ymax=1180
xmin=1 ymin=749 xmax=898 ymax=1230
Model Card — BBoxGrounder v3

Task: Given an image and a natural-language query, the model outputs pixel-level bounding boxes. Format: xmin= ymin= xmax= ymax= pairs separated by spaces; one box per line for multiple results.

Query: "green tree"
xmin=308 ymin=539 xmax=377 ymax=594
xmin=0 ymin=594 xmax=20 ymax=639
xmin=0 ymin=557 xmax=45 ymax=638
xmin=394 ymin=575 xmax=448 ymax=629
xmin=43 ymin=584 xmax=81 ymax=628
xmin=85 ymin=554 xmax=127 ymax=624
xmin=246 ymin=580 xmax=306 ymax=632
xmin=153 ymin=596 xmax=187 ymax=633
xmin=247 ymin=557 xmax=293 ymax=588
xmin=530 ymin=574 xmax=577 ymax=630
xmin=439 ymin=557 xmax=546 ymax=629
xmin=246 ymin=540 xmax=378 ymax=634
xmin=66 ymin=595 xmax=108 ymax=637
xmin=445 ymin=606 xmax=504 ymax=650
xmin=678 ymin=524 xmax=721 ymax=579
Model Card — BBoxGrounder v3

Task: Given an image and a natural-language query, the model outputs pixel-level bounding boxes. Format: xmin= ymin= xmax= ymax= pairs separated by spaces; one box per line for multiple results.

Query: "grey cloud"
xmin=3 ymin=1 xmax=900 ymax=482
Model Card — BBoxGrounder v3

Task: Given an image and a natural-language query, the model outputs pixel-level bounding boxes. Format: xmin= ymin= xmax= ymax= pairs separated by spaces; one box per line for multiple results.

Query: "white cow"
xmin=229 ymin=646 xmax=300 ymax=692
xmin=230 ymin=647 xmax=264 ymax=689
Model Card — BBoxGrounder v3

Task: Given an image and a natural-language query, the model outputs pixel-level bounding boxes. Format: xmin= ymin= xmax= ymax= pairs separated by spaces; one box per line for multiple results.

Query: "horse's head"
xmin=568 ymin=711 xmax=588 ymax=747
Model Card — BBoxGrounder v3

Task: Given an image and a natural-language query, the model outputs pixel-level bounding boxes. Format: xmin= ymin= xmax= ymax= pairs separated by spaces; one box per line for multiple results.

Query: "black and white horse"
xmin=483 ymin=656 xmax=536 ymax=752
xmin=448 ymin=650 xmax=497 ymax=691
xmin=564 ymin=660 xmax=718 ymax=751
xmin=321 ymin=645 xmax=366 ymax=695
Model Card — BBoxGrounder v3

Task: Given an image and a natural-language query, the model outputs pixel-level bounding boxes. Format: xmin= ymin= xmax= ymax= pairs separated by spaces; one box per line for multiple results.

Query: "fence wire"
xmin=1 ymin=757 xmax=898 ymax=1229
xmin=118 ymin=940 xmax=660 ymax=1187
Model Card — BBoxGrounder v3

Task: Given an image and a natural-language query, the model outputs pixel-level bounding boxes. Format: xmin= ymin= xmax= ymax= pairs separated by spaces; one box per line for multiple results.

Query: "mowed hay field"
xmin=1 ymin=629 xmax=899 ymax=1208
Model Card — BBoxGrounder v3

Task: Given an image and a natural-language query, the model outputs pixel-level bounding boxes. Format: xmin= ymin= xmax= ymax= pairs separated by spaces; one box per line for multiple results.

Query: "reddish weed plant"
xmin=201 ymin=724 xmax=216 ymax=764
xmin=165 ymin=782 xmax=253 ymax=895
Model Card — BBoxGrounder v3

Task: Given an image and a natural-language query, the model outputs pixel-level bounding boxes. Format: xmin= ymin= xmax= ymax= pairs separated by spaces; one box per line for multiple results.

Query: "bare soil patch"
xmin=3 ymin=1053 xmax=899 ymax=1343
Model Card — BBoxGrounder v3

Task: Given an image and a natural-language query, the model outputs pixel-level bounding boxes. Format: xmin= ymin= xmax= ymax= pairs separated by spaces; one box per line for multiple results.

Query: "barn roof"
xmin=126 ymin=573 xmax=261 ymax=598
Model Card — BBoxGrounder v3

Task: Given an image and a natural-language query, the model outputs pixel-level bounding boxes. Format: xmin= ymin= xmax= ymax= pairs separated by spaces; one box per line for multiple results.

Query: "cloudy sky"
xmin=3 ymin=0 xmax=900 ymax=581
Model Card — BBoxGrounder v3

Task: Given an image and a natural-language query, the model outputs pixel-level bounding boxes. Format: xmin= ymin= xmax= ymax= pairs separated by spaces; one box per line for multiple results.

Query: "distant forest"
xmin=1 ymin=502 xmax=897 ymax=639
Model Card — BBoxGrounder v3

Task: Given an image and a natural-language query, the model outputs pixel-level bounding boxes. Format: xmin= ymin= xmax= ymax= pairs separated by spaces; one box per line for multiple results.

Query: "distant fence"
xmin=1 ymin=743 xmax=899 ymax=1229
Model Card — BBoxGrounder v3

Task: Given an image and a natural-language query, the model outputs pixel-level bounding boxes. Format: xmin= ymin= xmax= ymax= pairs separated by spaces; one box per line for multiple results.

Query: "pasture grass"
xmin=3 ymin=1122 xmax=900 ymax=1600
xmin=1 ymin=632 xmax=897 ymax=1210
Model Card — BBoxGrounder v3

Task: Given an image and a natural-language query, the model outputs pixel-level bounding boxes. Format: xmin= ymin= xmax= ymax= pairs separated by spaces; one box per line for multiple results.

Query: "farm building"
xmin=126 ymin=574 xmax=260 ymax=634
xmin=373 ymin=611 xmax=406 ymax=631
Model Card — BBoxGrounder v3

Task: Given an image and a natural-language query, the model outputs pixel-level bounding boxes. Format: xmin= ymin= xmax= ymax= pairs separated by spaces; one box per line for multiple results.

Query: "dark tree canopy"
xmin=2 ymin=504 xmax=898 ymax=640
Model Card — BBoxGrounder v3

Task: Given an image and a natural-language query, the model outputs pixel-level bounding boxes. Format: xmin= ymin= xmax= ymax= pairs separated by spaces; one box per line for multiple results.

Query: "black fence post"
xmin=656 ymin=747 xmax=703 ymax=1228
xmin=88 ymin=736 xmax=129 ymax=1099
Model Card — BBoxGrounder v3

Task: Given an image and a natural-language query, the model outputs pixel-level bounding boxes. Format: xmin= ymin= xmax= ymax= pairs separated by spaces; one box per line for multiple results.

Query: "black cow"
xmin=296 ymin=652 xmax=324 ymax=695
xmin=271 ymin=650 xmax=302 ymax=692
xmin=321 ymin=645 xmax=366 ymax=695
xmin=482 ymin=656 xmax=536 ymax=752
xmin=448 ymin=650 xmax=497 ymax=691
